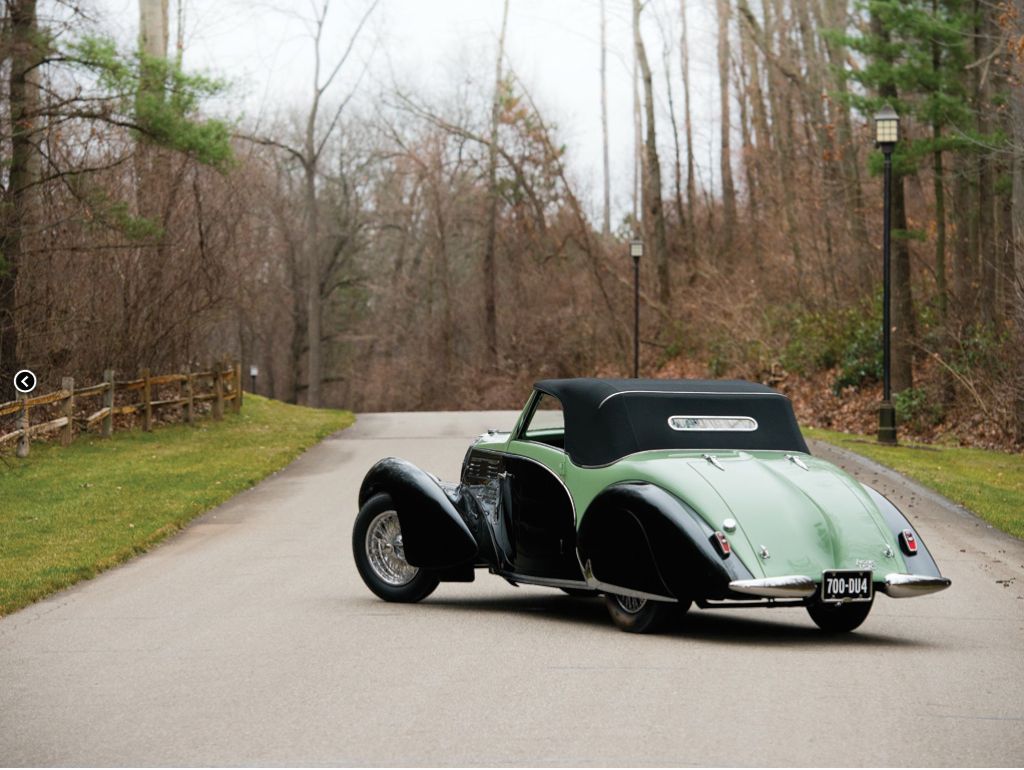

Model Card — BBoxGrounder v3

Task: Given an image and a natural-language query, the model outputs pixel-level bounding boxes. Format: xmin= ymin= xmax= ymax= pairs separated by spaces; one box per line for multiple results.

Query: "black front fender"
xmin=577 ymin=483 xmax=754 ymax=600
xmin=359 ymin=458 xmax=478 ymax=569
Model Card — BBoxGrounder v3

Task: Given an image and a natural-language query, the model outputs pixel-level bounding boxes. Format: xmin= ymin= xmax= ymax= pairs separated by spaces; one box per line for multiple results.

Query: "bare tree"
xmin=483 ymin=0 xmax=510 ymax=363
xmin=716 ymin=0 xmax=737 ymax=261
xmin=0 ymin=0 xmax=41 ymax=389
xmin=679 ymin=0 xmax=697 ymax=255
xmin=633 ymin=0 xmax=670 ymax=304
xmin=600 ymin=0 xmax=611 ymax=236
xmin=248 ymin=0 xmax=378 ymax=406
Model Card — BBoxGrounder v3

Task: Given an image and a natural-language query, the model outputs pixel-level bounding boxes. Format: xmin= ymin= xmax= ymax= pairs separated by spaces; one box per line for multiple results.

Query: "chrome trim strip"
xmin=597 ymin=389 xmax=789 ymax=409
xmin=579 ymin=558 xmax=678 ymax=603
xmin=585 ymin=577 xmax=678 ymax=603
xmin=501 ymin=448 xmax=577 ymax=522
xmin=499 ymin=572 xmax=594 ymax=592
xmin=729 ymin=575 xmax=817 ymax=599
xmin=880 ymin=573 xmax=952 ymax=598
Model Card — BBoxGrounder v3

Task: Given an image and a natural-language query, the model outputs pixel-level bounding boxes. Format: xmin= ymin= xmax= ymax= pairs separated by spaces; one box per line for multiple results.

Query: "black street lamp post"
xmin=630 ymin=237 xmax=643 ymax=378
xmin=250 ymin=364 xmax=259 ymax=395
xmin=875 ymin=105 xmax=899 ymax=445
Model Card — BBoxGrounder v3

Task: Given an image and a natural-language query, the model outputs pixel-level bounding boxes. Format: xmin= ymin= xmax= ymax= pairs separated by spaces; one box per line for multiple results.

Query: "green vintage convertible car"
xmin=353 ymin=379 xmax=950 ymax=633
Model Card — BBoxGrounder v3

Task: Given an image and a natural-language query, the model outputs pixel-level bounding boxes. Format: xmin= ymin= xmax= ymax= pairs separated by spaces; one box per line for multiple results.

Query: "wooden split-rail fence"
xmin=0 ymin=361 xmax=242 ymax=458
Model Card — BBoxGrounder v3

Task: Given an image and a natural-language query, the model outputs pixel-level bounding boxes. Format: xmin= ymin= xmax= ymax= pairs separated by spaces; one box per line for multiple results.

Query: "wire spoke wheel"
xmin=604 ymin=592 xmax=682 ymax=633
xmin=613 ymin=594 xmax=648 ymax=614
xmin=365 ymin=510 xmax=419 ymax=586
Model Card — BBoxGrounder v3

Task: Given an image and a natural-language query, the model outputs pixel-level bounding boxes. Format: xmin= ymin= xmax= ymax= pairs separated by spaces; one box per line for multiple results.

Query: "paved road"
xmin=1 ymin=412 xmax=1022 ymax=766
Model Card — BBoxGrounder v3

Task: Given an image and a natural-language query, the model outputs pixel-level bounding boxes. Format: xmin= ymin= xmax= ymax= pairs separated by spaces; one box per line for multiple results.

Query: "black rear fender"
xmin=359 ymin=458 xmax=478 ymax=569
xmin=577 ymin=483 xmax=754 ymax=600
xmin=864 ymin=486 xmax=943 ymax=577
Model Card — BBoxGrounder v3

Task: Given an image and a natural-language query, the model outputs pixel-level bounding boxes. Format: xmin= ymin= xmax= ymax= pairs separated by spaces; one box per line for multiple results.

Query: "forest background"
xmin=1 ymin=0 xmax=1022 ymax=449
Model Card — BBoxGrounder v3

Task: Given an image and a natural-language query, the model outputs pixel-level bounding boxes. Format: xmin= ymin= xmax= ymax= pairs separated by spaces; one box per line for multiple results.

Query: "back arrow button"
xmin=13 ymin=369 xmax=38 ymax=394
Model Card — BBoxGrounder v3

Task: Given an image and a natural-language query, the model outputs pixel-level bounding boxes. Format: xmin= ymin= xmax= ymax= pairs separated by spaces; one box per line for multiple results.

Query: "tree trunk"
xmin=0 ymin=0 xmax=41 ymax=387
xmin=751 ymin=0 xmax=803 ymax=277
xmin=632 ymin=10 xmax=642 ymax=226
xmin=931 ymin=5 xmax=948 ymax=323
xmin=933 ymin=146 xmax=948 ymax=317
xmin=820 ymin=0 xmax=870 ymax=290
xmin=952 ymin=151 xmax=973 ymax=310
xmin=304 ymin=159 xmax=322 ymax=406
xmin=737 ymin=10 xmax=767 ymax=266
xmin=680 ymin=0 xmax=698 ymax=257
xmin=634 ymin=0 xmax=670 ymax=304
xmin=1012 ymin=0 xmax=1024 ymax=442
xmin=600 ymin=0 xmax=611 ymax=236
xmin=716 ymin=0 xmax=737 ymax=262
xmin=976 ymin=1 xmax=997 ymax=323
xmin=663 ymin=40 xmax=686 ymax=244
xmin=483 ymin=0 xmax=510 ymax=364
xmin=135 ymin=0 xmax=169 ymax=217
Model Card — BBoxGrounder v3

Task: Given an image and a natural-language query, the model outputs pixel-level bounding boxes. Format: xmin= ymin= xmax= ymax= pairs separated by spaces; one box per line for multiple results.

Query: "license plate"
xmin=821 ymin=570 xmax=873 ymax=603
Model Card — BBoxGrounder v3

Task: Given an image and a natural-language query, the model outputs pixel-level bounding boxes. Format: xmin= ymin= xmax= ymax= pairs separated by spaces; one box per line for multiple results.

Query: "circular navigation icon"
xmin=13 ymin=369 xmax=38 ymax=395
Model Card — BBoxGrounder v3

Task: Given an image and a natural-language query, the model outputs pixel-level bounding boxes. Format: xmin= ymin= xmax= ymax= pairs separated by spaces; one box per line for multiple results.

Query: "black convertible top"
xmin=532 ymin=378 xmax=808 ymax=466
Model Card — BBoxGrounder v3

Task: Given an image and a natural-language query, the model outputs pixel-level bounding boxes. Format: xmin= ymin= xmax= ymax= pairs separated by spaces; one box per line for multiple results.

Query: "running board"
xmin=495 ymin=571 xmax=595 ymax=593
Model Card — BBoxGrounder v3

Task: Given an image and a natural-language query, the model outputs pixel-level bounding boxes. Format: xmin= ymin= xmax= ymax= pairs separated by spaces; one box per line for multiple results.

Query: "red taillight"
xmin=899 ymin=529 xmax=918 ymax=555
xmin=711 ymin=531 xmax=731 ymax=558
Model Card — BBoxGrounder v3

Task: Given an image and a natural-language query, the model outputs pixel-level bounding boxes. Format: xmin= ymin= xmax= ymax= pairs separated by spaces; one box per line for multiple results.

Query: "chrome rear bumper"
xmin=728 ymin=575 xmax=817 ymax=599
xmin=880 ymin=573 xmax=952 ymax=598
xmin=729 ymin=573 xmax=951 ymax=600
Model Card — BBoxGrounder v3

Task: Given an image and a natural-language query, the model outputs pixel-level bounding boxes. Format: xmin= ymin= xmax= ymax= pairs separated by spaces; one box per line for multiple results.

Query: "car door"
xmin=501 ymin=393 xmax=581 ymax=580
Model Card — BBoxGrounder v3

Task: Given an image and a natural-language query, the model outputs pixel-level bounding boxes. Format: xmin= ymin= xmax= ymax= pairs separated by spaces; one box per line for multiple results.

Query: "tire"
xmin=806 ymin=597 xmax=873 ymax=633
xmin=559 ymin=587 xmax=598 ymax=597
xmin=604 ymin=593 xmax=690 ymax=634
xmin=352 ymin=493 xmax=440 ymax=603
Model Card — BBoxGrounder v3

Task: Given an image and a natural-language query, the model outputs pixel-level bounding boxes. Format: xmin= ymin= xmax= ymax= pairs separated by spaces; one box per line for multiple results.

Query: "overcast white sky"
xmin=87 ymin=0 xmax=722 ymax=225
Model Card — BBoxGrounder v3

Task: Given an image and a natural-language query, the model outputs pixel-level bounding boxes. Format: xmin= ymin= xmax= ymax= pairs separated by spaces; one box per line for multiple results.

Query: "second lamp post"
xmin=874 ymin=104 xmax=899 ymax=445
xmin=630 ymin=237 xmax=643 ymax=378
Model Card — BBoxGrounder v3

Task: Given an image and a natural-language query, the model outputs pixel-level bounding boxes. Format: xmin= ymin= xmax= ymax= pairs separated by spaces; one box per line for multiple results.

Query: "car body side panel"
xmin=359 ymin=457 xmax=478 ymax=569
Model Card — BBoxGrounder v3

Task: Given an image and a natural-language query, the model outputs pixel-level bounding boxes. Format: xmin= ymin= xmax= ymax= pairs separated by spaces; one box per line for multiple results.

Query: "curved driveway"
xmin=1 ymin=412 xmax=1022 ymax=766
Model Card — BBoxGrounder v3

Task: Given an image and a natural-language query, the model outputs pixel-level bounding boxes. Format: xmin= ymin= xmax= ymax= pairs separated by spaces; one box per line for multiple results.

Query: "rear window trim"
xmin=667 ymin=415 xmax=759 ymax=432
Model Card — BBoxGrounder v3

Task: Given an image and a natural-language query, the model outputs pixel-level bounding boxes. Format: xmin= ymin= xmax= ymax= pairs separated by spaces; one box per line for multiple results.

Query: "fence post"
xmin=213 ymin=361 xmax=224 ymax=420
xmin=233 ymin=361 xmax=242 ymax=413
xmin=102 ymin=369 xmax=114 ymax=438
xmin=185 ymin=369 xmax=194 ymax=424
xmin=142 ymin=367 xmax=152 ymax=431
xmin=15 ymin=398 xmax=29 ymax=458
xmin=61 ymin=376 xmax=74 ymax=446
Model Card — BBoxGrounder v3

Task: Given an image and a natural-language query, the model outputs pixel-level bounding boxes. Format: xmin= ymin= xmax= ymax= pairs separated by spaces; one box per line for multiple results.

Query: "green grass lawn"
xmin=0 ymin=395 xmax=353 ymax=616
xmin=806 ymin=427 xmax=1024 ymax=540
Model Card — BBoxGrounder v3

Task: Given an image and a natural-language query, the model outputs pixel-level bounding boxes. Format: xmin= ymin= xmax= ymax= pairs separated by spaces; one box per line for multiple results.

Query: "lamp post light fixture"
xmin=249 ymin=364 xmax=259 ymax=394
xmin=630 ymin=237 xmax=644 ymax=378
xmin=874 ymin=104 xmax=899 ymax=445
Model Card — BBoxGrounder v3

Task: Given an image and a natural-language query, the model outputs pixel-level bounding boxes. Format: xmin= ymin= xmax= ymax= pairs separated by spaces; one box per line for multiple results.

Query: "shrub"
xmin=894 ymin=386 xmax=943 ymax=432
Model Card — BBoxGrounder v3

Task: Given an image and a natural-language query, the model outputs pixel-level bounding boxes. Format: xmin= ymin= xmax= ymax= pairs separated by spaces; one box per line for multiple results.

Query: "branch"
xmin=232 ymin=132 xmax=307 ymax=166
xmin=316 ymin=0 xmax=379 ymax=98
